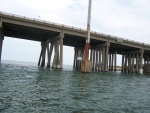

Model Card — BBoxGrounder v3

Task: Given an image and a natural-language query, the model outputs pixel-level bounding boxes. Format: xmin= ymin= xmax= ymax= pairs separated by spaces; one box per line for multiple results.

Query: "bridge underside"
xmin=0 ymin=13 xmax=150 ymax=73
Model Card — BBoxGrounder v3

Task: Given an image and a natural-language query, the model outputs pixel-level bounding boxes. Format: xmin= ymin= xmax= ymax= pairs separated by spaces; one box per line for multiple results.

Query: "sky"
xmin=0 ymin=0 xmax=150 ymax=65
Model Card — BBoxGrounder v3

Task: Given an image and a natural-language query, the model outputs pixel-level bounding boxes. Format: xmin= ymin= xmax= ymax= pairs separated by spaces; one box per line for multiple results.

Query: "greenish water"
xmin=0 ymin=61 xmax=150 ymax=113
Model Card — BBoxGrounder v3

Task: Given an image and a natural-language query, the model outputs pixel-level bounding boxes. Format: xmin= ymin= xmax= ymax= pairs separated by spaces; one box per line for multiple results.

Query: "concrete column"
xmin=56 ymin=43 xmax=60 ymax=67
xmin=48 ymin=42 xmax=54 ymax=67
xmin=0 ymin=28 xmax=3 ymax=63
xmin=124 ymin=54 xmax=128 ymax=73
xmin=76 ymin=49 xmax=79 ymax=69
xmin=139 ymin=52 xmax=143 ymax=69
xmin=144 ymin=58 xmax=146 ymax=69
xmin=147 ymin=57 xmax=149 ymax=70
xmin=90 ymin=49 xmax=93 ymax=68
xmin=92 ymin=49 xmax=96 ymax=70
xmin=99 ymin=48 xmax=102 ymax=71
xmin=41 ymin=41 xmax=47 ymax=67
xmin=121 ymin=54 xmax=124 ymax=72
xmin=132 ymin=53 xmax=135 ymax=73
xmin=114 ymin=52 xmax=117 ymax=72
xmin=139 ymin=50 xmax=144 ymax=74
xmin=128 ymin=53 xmax=131 ymax=73
xmin=96 ymin=48 xmax=99 ymax=71
xmin=52 ymin=40 xmax=59 ymax=68
xmin=109 ymin=54 xmax=111 ymax=71
xmin=38 ymin=46 xmax=42 ymax=66
xmin=60 ymin=35 xmax=64 ymax=69
xmin=136 ymin=53 xmax=139 ymax=73
xmin=79 ymin=49 xmax=84 ymax=69
xmin=47 ymin=42 xmax=50 ymax=68
xmin=147 ymin=57 xmax=150 ymax=72
xmin=102 ymin=47 xmax=105 ymax=71
xmin=90 ymin=49 xmax=93 ymax=61
xmin=76 ymin=49 xmax=79 ymax=68
xmin=111 ymin=54 xmax=114 ymax=71
xmin=73 ymin=49 xmax=77 ymax=68
xmin=105 ymin=46 xmax=109 ymax=71
xmin=78 ymin=50 xmax=81 ymax=69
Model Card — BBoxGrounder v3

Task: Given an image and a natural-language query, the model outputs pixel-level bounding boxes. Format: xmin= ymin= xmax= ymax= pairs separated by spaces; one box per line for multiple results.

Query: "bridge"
xmin=0 ymin=12 xmax=150 ymax=73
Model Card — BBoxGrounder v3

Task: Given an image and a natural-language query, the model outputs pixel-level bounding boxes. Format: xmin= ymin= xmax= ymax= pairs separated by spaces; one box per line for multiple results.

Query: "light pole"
xmin=81 ymin=0 xmax=92 ymax=72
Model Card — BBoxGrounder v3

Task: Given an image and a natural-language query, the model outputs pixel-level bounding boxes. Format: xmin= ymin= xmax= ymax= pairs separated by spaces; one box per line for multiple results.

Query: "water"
xmin=0 ymin=61 xmax=150 ymax=113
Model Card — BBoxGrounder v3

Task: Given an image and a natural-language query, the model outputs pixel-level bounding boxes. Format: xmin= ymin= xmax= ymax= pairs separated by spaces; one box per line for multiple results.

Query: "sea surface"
xmin=0 ymin=60 xmax=150 ymax=113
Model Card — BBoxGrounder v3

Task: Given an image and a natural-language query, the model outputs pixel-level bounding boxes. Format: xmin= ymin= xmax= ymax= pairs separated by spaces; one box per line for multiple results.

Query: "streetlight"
xmin=81 ymin=0 xmax=92 ymax=72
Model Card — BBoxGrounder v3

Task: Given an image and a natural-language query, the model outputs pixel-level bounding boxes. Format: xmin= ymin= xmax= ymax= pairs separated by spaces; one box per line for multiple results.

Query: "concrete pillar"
xmin=41 ymin=41 xmax=47 ymax=67
xmin=73 ymin=49 xmax=77 ymax=68
xmin=76 ymin=49 xmax=79 ymax=69
xmin=52 ymin=40 xmax=59 ymax=68
xmin=96 ymin=48 xmax=99 ymax=71
xmin=105 ymin=46 xmax=109 ymax=71
xmin=121 ymin=54 xmax=124 ymax=72
xmin=99 ymin=48 xmax=102 ymax=71
xmin=78 ymin=50 xmax=81 ymax=69
xmin=147 ymin=57 xmax=149 ymax=70
xmin=60 ymin=34 xmax=64 ymax=69
xmin=136 ymin=53 xmax=139 ymax=73
xmin=114 ymin=52 xmax=117 ymax=72
xmin=90 ymin=49 xmax=92 ymax=61
xmin=76 ymin=49 xmax=79 ymax=68
xmin=47 ymin=42 xmax=54 ymax=68
xmin=38 ymin=46 xmax=42 ymax=66
xmin=92 ymin=49 xmax=96 ymax=70
xmin=0 ymin=28 xmax=3 ymax=63
xmin=139 ymin=50 xmax=144 ymax=74
xmin=124 ymin=54 xmax=128 ymax=73
xmin=128 ymin=53 xmax=131 ymax=73
xmin=56 ymin=44 xmax=60 ymax=67
xmin=144 ymin=58 xmax=146 ymax=69
xmin=47 ymin=42 xmax=50 ymax=68
xmin=147 ymin=57 xmax=150 ymax=72
xmin=102 ymin=47 xmax=105 ymax=71
xmin=132 ymin=53 xmax=135 ymax=73
xmin=82 ymin=49 xmax=84 ymax=66
xmin=111 ymin=54 xmax=114 ymax=71
xmin=109 ymin=54 xmax=111 ymax=71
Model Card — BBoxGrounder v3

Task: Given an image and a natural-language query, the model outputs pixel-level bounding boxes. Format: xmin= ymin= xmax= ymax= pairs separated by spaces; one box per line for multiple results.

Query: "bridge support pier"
xmin=89 ymin=42 xmax=110 ymax=72
xmin=128 ymin=54 xmax=131 ymax=73
xmin=73 ymin=48 xmax=84 ymax=69
xmin=121 ymin=50 xmax=144 ymax=73
xmin=146 ymin=57 xmax=150 ymax=73
xmin=38 ymin=41 xmax=47 ymax=67
xmin=99 ymin=48 xmax=102 ymax=71
xmin=38 ymin=33 xmax=64 ymax=69
xmin=108 ymin=52 xmax=117 ymax=72
xmin=132 ymin=53 xmax=135 ymax=73
xmin=136 ymin=53 xmax=139 ymax=73
xmin=139 ymin=50 xmax=144 ymax=74
xmin=121 ymin=54 xmax=125 ymax=72
xmin=0 ymin=28 xmax=4 ymax=64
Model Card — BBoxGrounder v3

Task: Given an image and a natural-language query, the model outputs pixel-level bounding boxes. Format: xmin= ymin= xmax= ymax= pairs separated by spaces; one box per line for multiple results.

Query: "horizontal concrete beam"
xmin=123 ymin=49 xmax=144 ymax=54
xmin=91 ymin=42 xmax=110 ymax=49
xmin=47 ymin=33 xmax=64 ymax=43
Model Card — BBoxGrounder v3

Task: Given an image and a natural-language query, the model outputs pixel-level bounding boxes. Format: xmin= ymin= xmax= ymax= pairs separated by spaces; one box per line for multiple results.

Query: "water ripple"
xmin=0 ymin=62 xmax=150 ymax=113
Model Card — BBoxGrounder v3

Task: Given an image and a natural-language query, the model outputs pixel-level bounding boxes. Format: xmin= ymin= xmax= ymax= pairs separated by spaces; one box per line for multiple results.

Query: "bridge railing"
xmin=0 ymin=11 xmax=150 ymax=47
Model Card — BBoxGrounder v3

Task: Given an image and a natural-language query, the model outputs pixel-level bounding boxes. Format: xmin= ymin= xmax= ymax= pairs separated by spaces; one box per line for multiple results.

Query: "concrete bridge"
xmin=0 ymin=12 xmax=150 ymax=73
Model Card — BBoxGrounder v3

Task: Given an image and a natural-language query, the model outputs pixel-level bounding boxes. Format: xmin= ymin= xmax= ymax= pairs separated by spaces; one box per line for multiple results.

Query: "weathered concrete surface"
xmin=81 ymin=60 xmax=92 ymax=72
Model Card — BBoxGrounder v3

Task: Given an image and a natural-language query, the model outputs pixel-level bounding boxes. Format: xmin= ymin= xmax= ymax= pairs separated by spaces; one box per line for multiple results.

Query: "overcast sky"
xmin=0 ymin=0 xmax=150 ymax=65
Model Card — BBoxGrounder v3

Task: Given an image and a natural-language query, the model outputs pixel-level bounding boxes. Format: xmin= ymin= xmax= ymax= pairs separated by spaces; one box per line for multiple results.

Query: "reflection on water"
xmin=0 ymin=61 xmax=150 ymax=113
